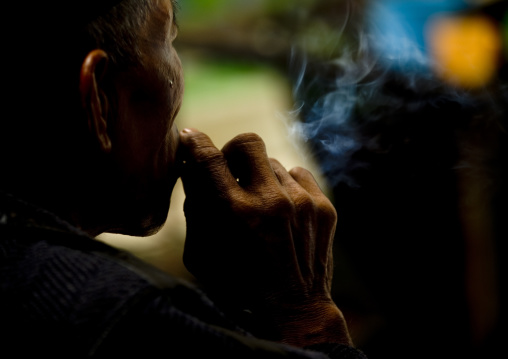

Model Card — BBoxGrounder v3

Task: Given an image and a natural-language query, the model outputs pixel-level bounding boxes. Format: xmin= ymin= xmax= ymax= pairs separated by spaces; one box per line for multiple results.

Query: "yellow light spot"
xmin=427 ymin=15 xmax=501 ymax=88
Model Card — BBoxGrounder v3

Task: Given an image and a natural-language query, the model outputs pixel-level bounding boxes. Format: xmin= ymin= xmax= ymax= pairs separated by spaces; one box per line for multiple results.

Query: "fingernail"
xmin=182 ymin=128 xmax=193 ymax=133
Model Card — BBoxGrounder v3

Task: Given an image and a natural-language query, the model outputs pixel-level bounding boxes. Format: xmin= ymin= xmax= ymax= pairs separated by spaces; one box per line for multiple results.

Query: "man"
xmin=0 ymin=0 xmax=367 ymax=357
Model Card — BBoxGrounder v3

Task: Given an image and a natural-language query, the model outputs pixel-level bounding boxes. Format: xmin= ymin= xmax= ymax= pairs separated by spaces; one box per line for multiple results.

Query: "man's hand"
xmin=179 ymin=129 xmax=352 ymax=348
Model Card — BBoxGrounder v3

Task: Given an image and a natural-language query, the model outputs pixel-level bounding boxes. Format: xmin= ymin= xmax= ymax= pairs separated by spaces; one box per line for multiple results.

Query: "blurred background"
xmin=99 ymin=1 xmax=508 ymax=358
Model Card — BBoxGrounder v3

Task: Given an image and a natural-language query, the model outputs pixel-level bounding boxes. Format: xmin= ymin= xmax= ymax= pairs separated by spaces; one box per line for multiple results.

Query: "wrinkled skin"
xmin=179 ymin=129 xmax=352 ymax=347
xmin=80 ymin=0 xmax=352 ymax=347
xmin=78 ymin=0 xmax=184 ymax=236
xmin=6 ymin=0 xmax=354 ymax=350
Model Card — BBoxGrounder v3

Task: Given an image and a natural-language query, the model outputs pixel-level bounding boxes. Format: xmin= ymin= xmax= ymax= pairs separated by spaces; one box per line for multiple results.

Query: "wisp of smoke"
xmin=287 ymin=0 xmax=477 ymax=188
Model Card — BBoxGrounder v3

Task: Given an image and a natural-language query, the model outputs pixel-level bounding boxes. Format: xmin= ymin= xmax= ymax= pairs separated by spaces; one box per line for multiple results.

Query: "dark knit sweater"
xmin=0 ymin=192 xmax=367 ymax=358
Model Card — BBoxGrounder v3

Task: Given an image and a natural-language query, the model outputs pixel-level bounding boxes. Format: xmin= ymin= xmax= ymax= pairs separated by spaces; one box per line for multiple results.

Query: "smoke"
xmin=287 ymin=0 xmax=476 ymax=188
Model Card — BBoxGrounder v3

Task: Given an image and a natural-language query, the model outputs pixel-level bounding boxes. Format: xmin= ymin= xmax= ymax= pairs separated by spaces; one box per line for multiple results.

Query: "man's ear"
xmin=80 ymin=49 xmax=112 ymax=153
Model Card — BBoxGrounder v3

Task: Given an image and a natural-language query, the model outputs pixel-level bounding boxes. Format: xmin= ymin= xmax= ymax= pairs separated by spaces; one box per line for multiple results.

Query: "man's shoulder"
xmin=0 ymin=191 xmax=225 ymax=328
xmin=0 ymin=211 xmax=222 ymax=356
xmin=0 ymin=190 xmax=182 ymax=294
xmin=0 ymin=225 xmax=165 ymax=315
xmin=2 ymin=220 xmax=161 ymax=286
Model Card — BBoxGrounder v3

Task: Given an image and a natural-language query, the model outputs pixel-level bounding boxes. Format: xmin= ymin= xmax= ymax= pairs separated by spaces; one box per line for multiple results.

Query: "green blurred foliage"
xmin=178 ymin=0 xmax=318 ymax=27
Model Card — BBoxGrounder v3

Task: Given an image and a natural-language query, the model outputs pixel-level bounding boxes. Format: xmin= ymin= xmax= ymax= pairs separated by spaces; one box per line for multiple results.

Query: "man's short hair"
xmin=1 ymin=0 xmax=155 ymax=192
xmin=84 ymin=0 xmax=154 ymax=70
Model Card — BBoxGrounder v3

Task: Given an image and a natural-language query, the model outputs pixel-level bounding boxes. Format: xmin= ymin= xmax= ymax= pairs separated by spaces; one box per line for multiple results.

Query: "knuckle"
xmin=317 ymin=197 xmax=337 ymax=224
xmin=293 ymin=188 xmax=337 ymax=224
xmin=224 ymin=132 xmax=267 ymax=153
xmin=289 ymin=166 xmax=306 ymax=176
xmin=233 ymin=132 xmax=264 ymax=144
xmin=293 ymin=192 xmax=317 ymax=213
xmin=234 ymin=191 xmax=295 ymax=218
xmin=289 ymin=166 xmax=312 ymax=179
xmin=269 ymin=158 xmax=283 ymax=167
xmin=268 ymin=192 xmax=295 ymax=215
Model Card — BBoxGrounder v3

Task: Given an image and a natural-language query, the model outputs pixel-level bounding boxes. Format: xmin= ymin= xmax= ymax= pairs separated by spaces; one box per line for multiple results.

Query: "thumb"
xmin=179 ymin=128 xmax=238 ymax=195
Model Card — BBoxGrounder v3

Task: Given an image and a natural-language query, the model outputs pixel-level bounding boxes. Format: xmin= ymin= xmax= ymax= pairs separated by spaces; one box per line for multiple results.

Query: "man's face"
xmin=108 ymin=0 xmax=184 ymax=236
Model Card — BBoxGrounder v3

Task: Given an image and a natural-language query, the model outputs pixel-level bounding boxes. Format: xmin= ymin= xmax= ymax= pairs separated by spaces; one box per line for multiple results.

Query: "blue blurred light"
xmin=367 ymin=0 xmax=470 ymax=72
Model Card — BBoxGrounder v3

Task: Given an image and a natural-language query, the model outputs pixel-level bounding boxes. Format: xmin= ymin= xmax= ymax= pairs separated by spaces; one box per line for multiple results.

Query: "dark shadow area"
xmin=176 ymin=1 xmax=508 ymax=357
xmin=293 ymin=32 xmax=507 ymax=359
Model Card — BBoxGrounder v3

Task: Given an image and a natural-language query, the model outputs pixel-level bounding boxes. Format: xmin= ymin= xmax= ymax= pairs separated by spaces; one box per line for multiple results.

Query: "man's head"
xmin=2 ymin=0 xmax=183 ymax=236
